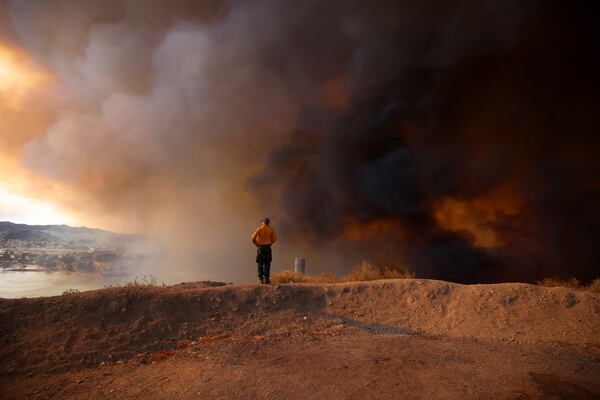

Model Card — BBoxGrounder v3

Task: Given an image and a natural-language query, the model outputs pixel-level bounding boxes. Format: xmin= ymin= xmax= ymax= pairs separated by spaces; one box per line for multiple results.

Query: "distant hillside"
xmin=0 ymin=221 xmax=138 ymax=246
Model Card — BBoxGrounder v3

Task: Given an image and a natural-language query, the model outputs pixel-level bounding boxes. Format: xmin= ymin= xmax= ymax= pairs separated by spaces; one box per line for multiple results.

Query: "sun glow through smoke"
xmin=0 ymin=43 xmax=50 ymax=109
xmin=0 ymin=185 xmax=74 ymax=226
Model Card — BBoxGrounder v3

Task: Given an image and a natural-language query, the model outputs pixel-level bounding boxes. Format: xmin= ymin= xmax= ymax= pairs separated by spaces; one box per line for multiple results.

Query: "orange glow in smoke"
xmin=321 ymin=78 xmax=349 ymax=108
xmin=433 ymin=184 xmax=523 ymax=248
xmin=343 ymin=218 xmax=404 ymax=241
xmin=0 ymin=43 xmax=51 ymax=109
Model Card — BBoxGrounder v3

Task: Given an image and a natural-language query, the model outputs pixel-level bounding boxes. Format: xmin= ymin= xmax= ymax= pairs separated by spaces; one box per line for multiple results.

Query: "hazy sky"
xmin=0 ymin=186 xmax=74 ymax=225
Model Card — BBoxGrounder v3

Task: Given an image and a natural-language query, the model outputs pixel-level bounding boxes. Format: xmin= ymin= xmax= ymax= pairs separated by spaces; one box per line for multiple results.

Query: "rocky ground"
xmin=1 ymin=279 xmax=599 ymax=399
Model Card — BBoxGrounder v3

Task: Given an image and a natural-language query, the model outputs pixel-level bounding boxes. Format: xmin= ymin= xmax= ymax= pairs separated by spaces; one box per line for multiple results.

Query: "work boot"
xmin=264 ymin=277 xmax=271 ymax=284
xmin=258 ymin=277 xmax=264 ymax=284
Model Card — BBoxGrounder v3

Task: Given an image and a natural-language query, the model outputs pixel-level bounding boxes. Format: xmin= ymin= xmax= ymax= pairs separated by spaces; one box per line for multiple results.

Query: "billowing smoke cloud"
xmin=7 ymin=0 xmax=305 ymax=281
xmin=249 ymin=0 xmax=600 ymax=282
xmin=3 ymin=0 xmax=599 ymax=282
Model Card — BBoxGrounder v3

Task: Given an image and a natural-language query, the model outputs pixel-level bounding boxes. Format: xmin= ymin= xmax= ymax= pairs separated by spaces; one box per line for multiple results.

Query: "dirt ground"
xmin=1 ymin=279 xmax=599 ymax=399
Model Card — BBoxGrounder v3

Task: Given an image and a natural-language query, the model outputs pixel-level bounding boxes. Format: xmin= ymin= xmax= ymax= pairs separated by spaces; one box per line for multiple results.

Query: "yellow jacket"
xmin=252 ymin=224 xmax=277 ymax=246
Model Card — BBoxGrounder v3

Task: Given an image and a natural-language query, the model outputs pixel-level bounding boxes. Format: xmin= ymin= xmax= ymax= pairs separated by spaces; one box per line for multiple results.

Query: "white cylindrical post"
xmin=294 ymin=258 xmax=306 ymax=274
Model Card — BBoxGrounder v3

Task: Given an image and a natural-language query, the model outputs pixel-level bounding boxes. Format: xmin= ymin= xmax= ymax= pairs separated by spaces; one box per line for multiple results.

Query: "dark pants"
xmin=256 ymin=245 xmax=272 ymax=281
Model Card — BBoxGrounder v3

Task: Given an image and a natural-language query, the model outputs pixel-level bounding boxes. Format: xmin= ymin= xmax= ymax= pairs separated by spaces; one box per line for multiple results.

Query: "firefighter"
xmin=251 ymin=218 xmax=277 ymax=284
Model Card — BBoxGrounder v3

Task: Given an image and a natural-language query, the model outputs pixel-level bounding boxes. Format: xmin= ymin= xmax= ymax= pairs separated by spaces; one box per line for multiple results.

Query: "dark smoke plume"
xmin=250 ymin=0 xmax=600 ymax=282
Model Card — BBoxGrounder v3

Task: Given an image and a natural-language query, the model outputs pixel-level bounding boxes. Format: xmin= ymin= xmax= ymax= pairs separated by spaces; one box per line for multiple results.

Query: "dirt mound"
xmin=1 ymin=279 xmax=598 ymax=377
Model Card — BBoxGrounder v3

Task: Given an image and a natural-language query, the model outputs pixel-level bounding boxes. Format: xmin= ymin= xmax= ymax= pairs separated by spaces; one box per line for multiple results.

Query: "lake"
xmin=0 ymin=270 xmax=118 ymax=298
xmin=0 ymin=269 xmax=234 ymax=298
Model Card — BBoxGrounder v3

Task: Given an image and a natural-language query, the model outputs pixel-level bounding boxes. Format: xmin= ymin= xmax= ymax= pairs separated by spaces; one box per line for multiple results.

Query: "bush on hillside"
xmin=537 ymin=277 xmax=581 ymax=289
xmin=536 ymin=277 xmax=600 ymax=292
xmin=588 ymin=279 xmax=600 ymax=293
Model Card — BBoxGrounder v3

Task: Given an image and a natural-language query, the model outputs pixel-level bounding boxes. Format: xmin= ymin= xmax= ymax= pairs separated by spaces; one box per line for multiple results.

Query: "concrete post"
xmin=294 ymin=258 xmax=306 ymax=274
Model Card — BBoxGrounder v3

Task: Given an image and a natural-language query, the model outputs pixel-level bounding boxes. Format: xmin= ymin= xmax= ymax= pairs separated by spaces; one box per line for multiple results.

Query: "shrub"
xmin=271 ymin=261 xmax=416 ymax=284
xmin=537 ymin=277 xmax=581 ymax=289
xmin=345 ymin=261 xmax=382 ymax=282
xmin=316 ymin=271 xmax=341 ymax=283
xmin=344 ymin=261 xmax=415 ymax=282
xmin=125 ymin=275 xmax=158 ymax=287
xmin=381 ymin=266 xmax=415 ymax=280
xmin=587 ymin=279 xmax=600 ymax=293
xmin=270 ymin=270 xmax=311 ymax=283
xmin=536 ymin=277 xmax=600 ymax=292
xmin=62 ymin=288 xmax=80 ymax=295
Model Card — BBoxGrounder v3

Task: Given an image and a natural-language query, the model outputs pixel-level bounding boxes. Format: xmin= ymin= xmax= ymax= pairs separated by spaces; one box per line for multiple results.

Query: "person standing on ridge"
xmin=251 ymin=218 xmax=277 ymax=284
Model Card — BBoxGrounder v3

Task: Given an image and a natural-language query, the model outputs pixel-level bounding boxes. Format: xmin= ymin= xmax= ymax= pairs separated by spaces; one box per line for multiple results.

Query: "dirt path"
xmin=2 ymin=330 xmax=599 ymax=399
xmin=1 ymin=280 xmax=599 ymax=399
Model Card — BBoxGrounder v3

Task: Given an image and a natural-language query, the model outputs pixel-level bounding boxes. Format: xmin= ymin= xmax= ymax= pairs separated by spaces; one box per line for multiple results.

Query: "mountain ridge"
xmin=0 ymin=221 xmax=137 ymax=245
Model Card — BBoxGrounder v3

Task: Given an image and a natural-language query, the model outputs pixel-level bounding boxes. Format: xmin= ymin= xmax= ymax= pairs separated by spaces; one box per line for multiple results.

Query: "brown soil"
xmin=1 ymin=279 xmax=599 ymax=399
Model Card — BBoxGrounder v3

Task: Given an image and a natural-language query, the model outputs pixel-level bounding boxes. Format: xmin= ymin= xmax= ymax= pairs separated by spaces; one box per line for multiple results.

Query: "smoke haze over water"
xmin=1 ymin=0 xmax=598 ymax=282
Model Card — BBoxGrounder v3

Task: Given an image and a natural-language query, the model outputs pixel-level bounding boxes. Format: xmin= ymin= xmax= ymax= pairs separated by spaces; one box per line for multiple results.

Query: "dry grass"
xmin=588 ymin=279 xmax=600 ymax=293
xmin=537 ymin=277 xmax=582 ymax=289
xmin=381 ymin=266 xmax=415 ymax=279
xmin=346 ymin=261 xmax=415 ymax=281
xmin=270 ymin=270 xmax=312 ymax=283
xmin=104 ymin=275 xmax=165 ymax=288
xmin=271 ymin=270 xmax=342 ymax=284
xmin=126 ymin=275 xmax=158 ymax=287
xmin=345 ymin=261 xmax=382 ymax=281
xmin=537 ymin=277 xmax=600 ymax=292
xmin=271 ymin=261 xmax=415 ymax=284
xmin=317 ymin=271 xmax=341 ymax=283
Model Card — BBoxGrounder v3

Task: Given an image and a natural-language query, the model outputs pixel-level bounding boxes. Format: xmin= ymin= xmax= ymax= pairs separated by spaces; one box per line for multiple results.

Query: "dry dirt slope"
xmin=1 ymin=279 xmax=599 ymax=399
